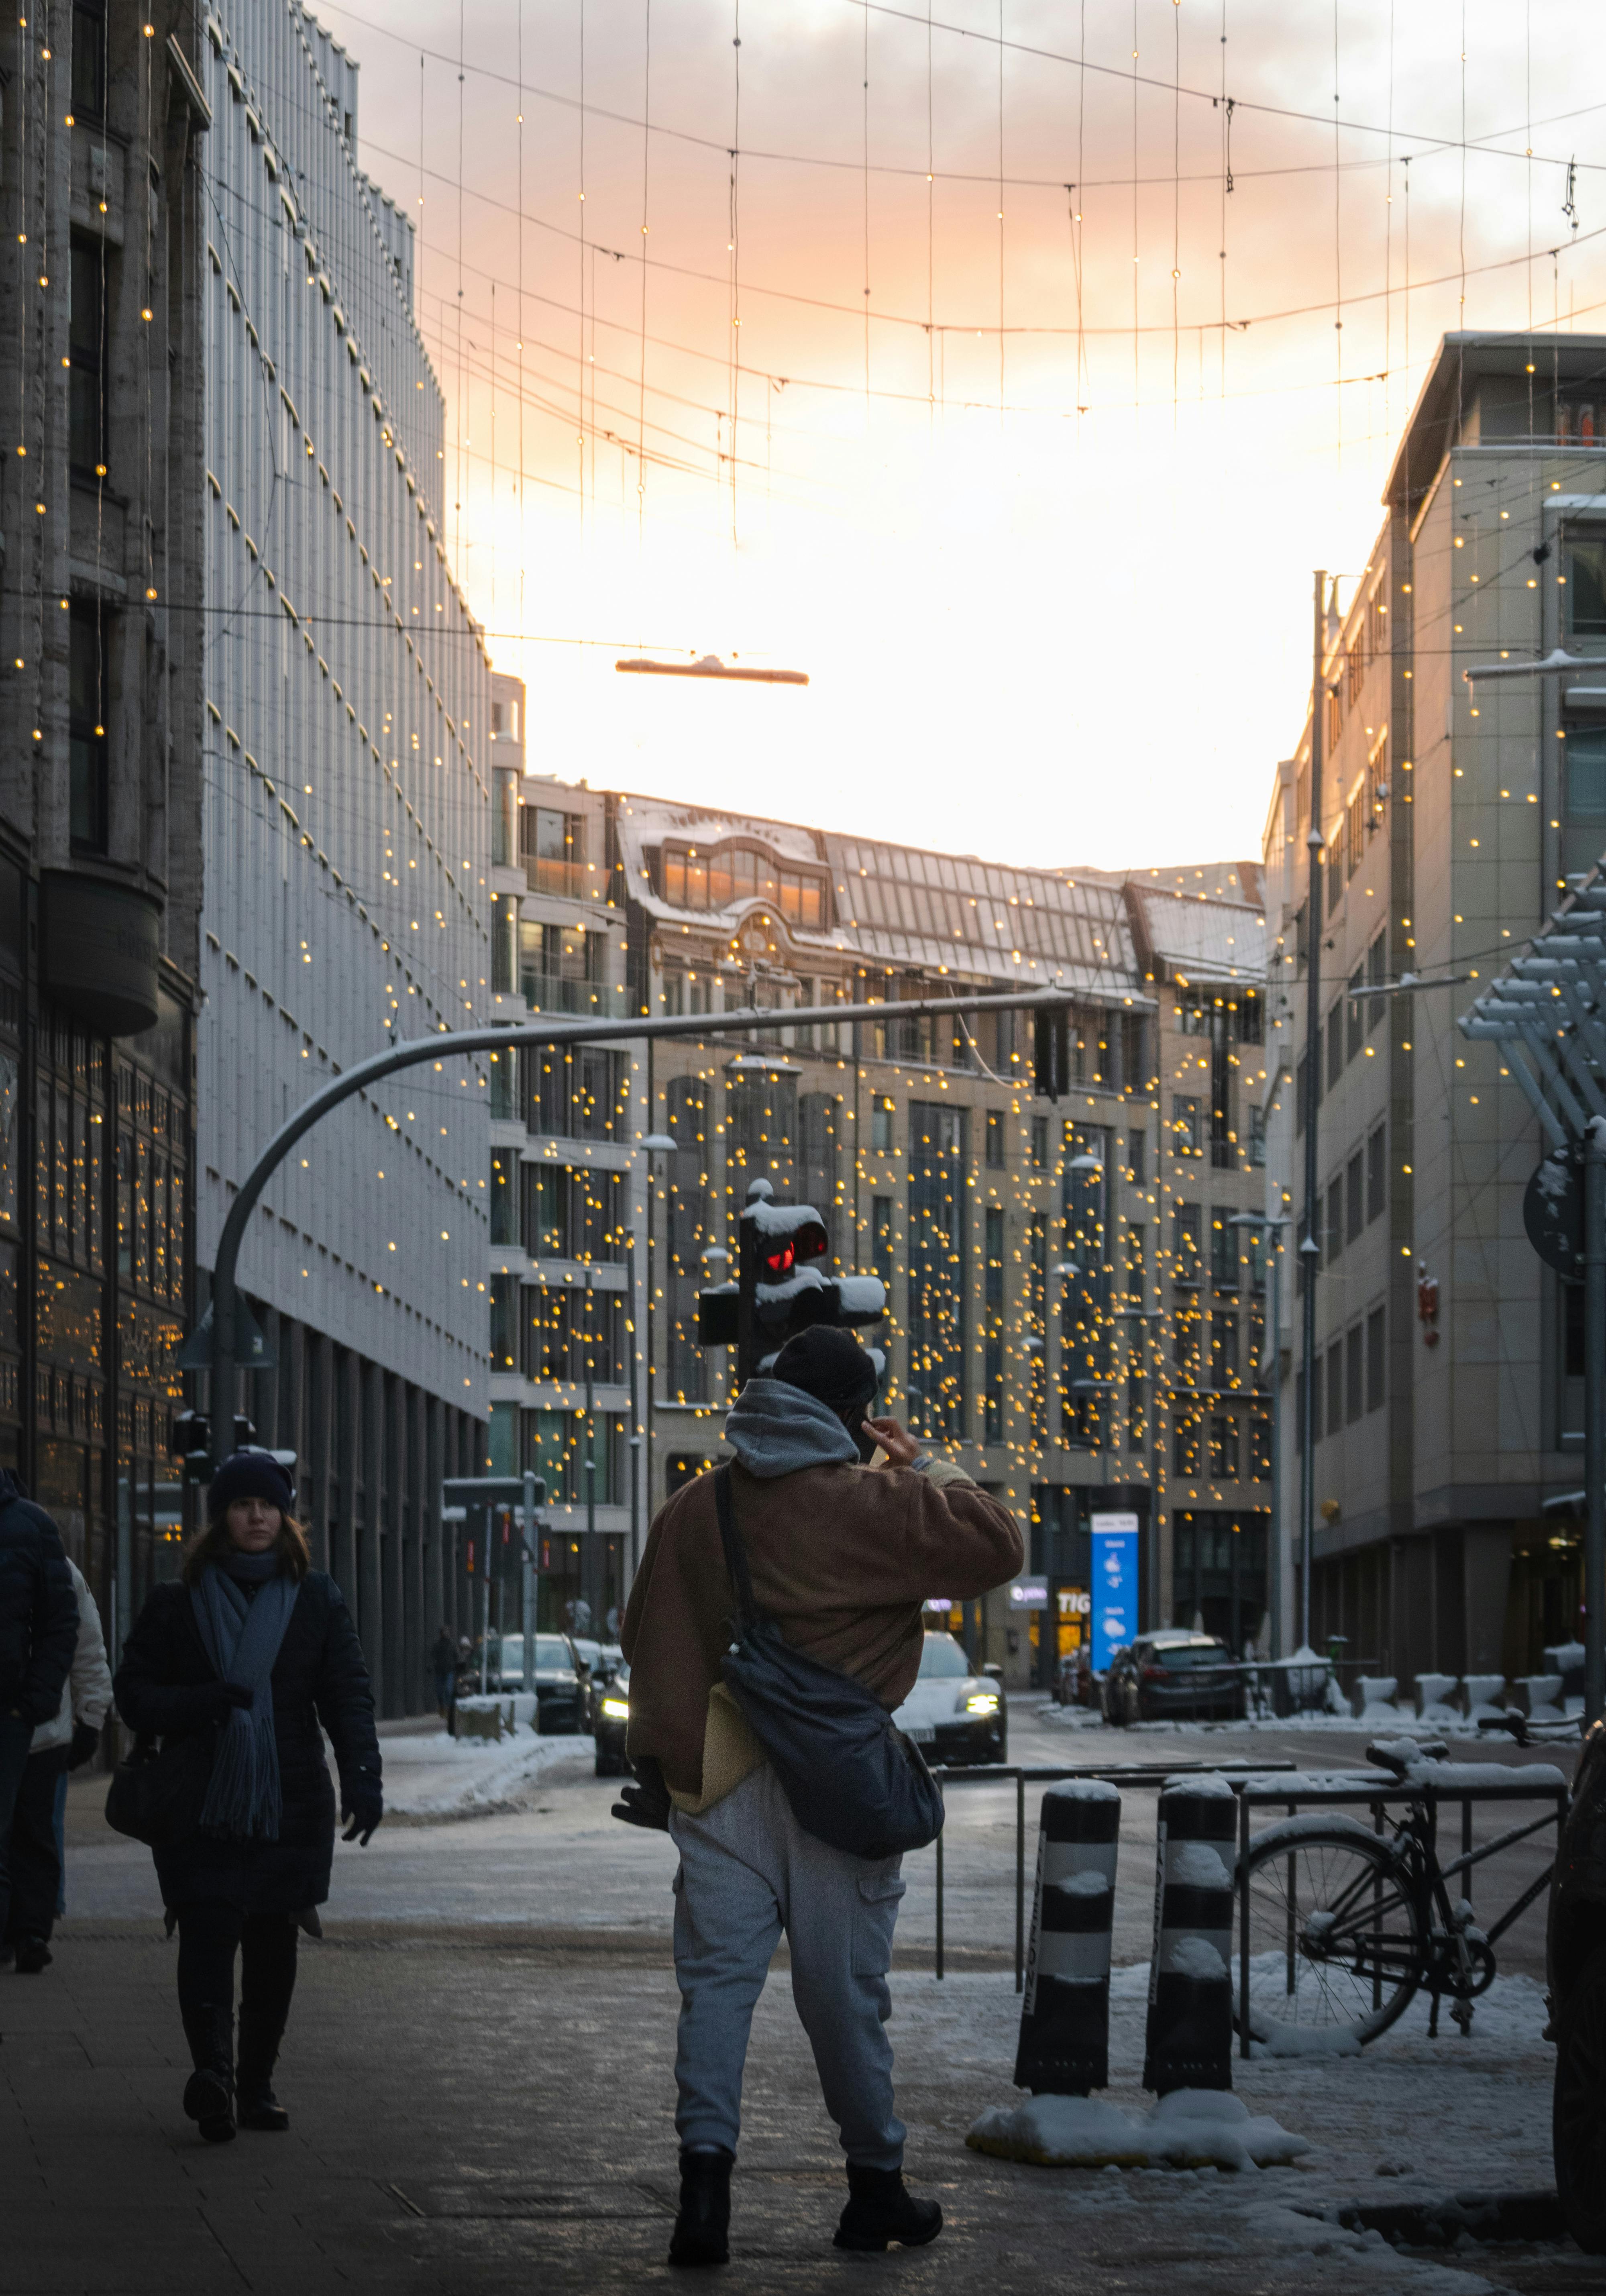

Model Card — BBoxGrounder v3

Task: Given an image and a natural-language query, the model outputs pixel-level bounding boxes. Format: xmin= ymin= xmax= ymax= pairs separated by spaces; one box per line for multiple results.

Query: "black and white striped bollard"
xmin=1143 ymin=1772 xmax=1236 ymax=2096
xmin=1013 ymin=1778 xmax=1120 ymax=2096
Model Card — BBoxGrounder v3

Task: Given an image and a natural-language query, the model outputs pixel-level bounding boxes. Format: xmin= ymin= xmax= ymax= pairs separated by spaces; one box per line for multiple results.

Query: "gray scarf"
xmin=190 ymin=1554 xmax=299 ymax=1840
xmin=723 ymin=1378 xmax=860 ymax=1478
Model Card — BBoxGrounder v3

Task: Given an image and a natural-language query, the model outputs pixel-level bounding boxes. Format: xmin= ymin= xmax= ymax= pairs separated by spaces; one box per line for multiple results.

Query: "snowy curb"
xmin=381 ymin=1730 xmax=579 ymax=1817
xmin=967 ymin=2087 xmax=1311 ymax=2171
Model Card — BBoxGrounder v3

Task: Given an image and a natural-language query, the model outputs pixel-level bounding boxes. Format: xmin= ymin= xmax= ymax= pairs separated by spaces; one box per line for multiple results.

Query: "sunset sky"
xmin=318 ymin=0 xmax=1606 ymax=868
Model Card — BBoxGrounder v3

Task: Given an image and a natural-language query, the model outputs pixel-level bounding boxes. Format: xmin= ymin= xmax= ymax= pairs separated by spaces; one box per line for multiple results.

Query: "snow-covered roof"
xmin=1122 ymin=882 xmax=1267 ymax=987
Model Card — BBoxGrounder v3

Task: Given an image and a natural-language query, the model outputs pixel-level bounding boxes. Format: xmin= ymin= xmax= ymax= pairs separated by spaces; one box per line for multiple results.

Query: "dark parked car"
xmin=1102 ymin=1633 xmax=1243 ymax=1725
xmin=891 ymin=1633 xmax=1007 ymax=1766
xmin=592 ymin=1662 xmax=632 ymax=1779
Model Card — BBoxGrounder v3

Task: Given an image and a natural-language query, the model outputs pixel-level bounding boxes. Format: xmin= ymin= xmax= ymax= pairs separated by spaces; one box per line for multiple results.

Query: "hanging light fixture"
xmin=615 ymin=652 xmax=808 ymax=686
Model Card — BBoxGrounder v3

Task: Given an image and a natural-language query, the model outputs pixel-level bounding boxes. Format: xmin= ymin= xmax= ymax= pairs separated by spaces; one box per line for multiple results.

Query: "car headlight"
xmin=965 ymin=1691 xmax=1000 ymax=1713
xmin=600 ymin=1698 xmax=630 ymax=1719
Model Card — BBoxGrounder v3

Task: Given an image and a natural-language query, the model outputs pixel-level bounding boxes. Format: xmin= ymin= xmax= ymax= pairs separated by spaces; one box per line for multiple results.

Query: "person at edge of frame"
xmin=114 ymin=1451 xmax=382 ymax=2142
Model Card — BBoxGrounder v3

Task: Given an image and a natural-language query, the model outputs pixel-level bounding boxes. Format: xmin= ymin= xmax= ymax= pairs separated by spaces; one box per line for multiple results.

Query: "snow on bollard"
xmin=1014 ymin=1778 xmax=1120 ymax=2097
xmin=1143 ymin=1772 xmax=1236 ymax=2097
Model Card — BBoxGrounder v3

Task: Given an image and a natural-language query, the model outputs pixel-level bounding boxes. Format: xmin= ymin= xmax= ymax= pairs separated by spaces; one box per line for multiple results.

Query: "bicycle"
xmin=1234 ymin=1736 xmax=1571 ymax=2053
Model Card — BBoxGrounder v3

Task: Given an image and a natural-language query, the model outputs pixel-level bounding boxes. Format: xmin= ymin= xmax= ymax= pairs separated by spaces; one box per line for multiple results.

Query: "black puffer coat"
xmin=0 ymin=1470 xmax=79 ymax=1727
xmin=114 ymin=1570 xmax=380 ymax=1916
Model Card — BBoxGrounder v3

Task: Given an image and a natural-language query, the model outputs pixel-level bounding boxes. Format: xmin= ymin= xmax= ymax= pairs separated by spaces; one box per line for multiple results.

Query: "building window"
xmin=1326 ymin=1343 xmax=1344 ymax=1438
xmin=1208 ymin=1413 xmax=1238 ymax=1480
xmin=1347 ymin=967 xmax=1365 ymax=1062
xmin=1326 ymin=1004 xmax=1345 ymax=1090
xmin=70 ymin=0 xmax=106 ymax=121
xmin=1366 ymin=1122 xmax=1386 ymax=1223
xmin=1249 ymin=1416 xmax=1271 ymax=1480
xmin=1326 ymin=1176 xmax=1343 ymax=1266
xmin=1030 ymin=1113 xmax=1050 ymax=1169
xmin=1346 ymin=1323 xmax=1363 ymax=1425
xmin=1172 ymin=1095 xmax=1201 ymax=1158
xmin=489 ymin=1151 xmax=517 ymax=1245
xmin=907 ymin=1103 xmax=966 ymax=1441
xmin=489 ymin=1275 xmax=518 ymax=1370
xmin=1346 ymin=1151 xmax=1364 ymax=1244
xmin=1172 ymin=1201 xmax=1201 ymax=1287
xmin=1173 ymin=1408 xmax=1202 ymax=1477
xmin=522 ymin=805 xmax=585 ymax=896
xmin=1209 ymin=1217 xmax=1238 ymax=1293
xmin=1563 ymin=723 xmax=1606 ymax=880
xmin=1248 ymin=1104 xmax=1266 ymax=1168
xmin=1566 ymin=532 xmax=1606 ymax=638
xmin=1367 ymin=931 xmax=1387 ymax=1031
xmin=1128 ymin=1127 xmax=1145 ymax=1184
xmin=69 ymin=236 xmax=108 ymax=480
xmin=985 ymin=1110 xmax=1005 ymax=1168
xmin=530 ymin=1046 xmax=624 ymax=1142
xmin=872 ymin=1097 xmax=895 ymax=1154
xmin=983 ymin=1204 xmax=1004 ymax=1444
xmin=1211 ymin=1311 xmax=1239 ymax=1389
xmin=1366 ymin=1305 xmax=1386 ymax=1411
xmin=658 ymin=840 xmax=825 ymax=928
xmin=68 ymin=601 xmax=109 ymax=854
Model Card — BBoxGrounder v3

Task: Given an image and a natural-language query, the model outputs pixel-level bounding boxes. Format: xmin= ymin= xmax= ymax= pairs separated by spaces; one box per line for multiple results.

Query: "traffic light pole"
xmin=206 ymin=986 xmax=1076 ymax=1482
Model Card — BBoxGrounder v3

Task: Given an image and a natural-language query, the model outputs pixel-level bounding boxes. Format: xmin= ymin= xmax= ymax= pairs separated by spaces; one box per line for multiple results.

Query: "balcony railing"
xmin=521 ymin=971 xmax=624 ymax=1017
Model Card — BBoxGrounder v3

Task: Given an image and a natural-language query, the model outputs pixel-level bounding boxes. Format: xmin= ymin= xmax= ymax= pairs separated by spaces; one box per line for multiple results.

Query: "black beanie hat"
xmin=772 ymin=1325 xmax=878 ymax=1413
xmin=207 ymin=1449 xmax=295 ymax=1520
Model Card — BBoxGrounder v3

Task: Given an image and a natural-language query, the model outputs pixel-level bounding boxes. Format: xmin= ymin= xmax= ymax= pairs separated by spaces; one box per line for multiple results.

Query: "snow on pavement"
xmin=378 ymin=1726 xmax=578 ymax=1818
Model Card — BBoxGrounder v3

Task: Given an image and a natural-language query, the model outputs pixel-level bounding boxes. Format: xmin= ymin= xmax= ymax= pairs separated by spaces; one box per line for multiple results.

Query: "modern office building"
xmin=1261 ymin=329 xmax=1606 ymax=1685
xmin=0 ymin=4 xmax=208 ymax=1644
xmin=194 ymin=1 xmax=495 ymax=1711
xmin=488 ymin=775 xmax=1272 ymax=1681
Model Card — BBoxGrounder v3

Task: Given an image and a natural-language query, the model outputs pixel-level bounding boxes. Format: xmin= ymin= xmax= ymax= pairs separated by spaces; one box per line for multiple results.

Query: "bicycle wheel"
xmin=1236 ymin=1815 xmax=1424 ymax=2053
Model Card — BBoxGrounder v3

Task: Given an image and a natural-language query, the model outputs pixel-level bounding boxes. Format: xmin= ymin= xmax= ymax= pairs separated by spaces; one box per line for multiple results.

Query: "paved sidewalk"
xmin=3 ymin=1915 xmax=1603 ymax=2296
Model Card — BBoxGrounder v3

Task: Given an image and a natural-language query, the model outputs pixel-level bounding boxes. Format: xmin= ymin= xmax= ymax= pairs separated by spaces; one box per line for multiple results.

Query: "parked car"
xmin=592 ymin=1662 xmax=632 ymax=1779
xmin=1102 ymin=1633 xmax=1244 ymax=1725
xmin=493 ymin=1633 xmax=583 ymax=1733
xmin=891 ymin=1633 xmax=1007 ymax=1766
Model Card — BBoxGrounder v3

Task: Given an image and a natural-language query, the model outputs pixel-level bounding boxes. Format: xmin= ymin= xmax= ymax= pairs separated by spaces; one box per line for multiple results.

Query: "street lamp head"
xmin=642 ymin=1132 xmax=679 ymax=1153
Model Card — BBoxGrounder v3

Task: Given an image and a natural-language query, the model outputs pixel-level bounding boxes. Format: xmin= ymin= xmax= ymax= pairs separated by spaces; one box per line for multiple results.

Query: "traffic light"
xmin=698 ymin=1179 xmax=886 ymax=1384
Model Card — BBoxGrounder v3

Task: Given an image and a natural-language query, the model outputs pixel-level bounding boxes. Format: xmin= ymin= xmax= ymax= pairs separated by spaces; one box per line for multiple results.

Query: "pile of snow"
xmin=968 ymin=2086 xmax=1311 ymax=2172
xmin=380 ymin=1729 xmax=577 ymax=1817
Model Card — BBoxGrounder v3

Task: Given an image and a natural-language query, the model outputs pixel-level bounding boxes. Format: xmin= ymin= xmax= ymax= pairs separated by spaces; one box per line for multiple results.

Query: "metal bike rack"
xmin=1232 ymin=1765 xmax=1571 ymax=2056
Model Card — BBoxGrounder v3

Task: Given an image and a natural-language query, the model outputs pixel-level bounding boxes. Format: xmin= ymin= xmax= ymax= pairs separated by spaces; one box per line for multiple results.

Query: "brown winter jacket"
xmin=621 ymin=1450 xmax=1022 ymax=1807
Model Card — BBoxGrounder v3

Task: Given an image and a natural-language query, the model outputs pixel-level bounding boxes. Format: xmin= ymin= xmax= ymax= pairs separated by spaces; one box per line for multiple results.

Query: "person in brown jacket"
xmin=621 ymin=1325 xmax=1022 ymax=2268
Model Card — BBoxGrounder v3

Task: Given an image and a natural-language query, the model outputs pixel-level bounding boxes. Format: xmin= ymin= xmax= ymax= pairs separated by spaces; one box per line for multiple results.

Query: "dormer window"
xmin=658 ymin=840 xmax=827 ymax=928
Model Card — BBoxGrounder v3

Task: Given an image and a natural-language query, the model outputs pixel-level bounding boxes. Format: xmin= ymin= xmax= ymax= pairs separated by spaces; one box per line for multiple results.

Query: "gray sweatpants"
xmin=668 ymin=1761 xmax=907 ymax=2170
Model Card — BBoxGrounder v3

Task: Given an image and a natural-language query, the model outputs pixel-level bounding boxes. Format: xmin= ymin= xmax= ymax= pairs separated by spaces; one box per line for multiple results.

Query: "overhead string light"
xmin=730 ymin=0 xmax=740 ymax=549
xmin=638 ymin=0 xmax=650 ymax=545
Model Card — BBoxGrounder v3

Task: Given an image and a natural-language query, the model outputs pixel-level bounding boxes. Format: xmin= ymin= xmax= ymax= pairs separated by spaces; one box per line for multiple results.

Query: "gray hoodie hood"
xmin=722 ymin=1378 xmax=860 ymax=1479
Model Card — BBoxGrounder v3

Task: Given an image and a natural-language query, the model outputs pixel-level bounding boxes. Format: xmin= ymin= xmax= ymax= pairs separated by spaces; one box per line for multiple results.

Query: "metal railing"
xmin=923 ymin=1760 xmax=1297 ymax=1990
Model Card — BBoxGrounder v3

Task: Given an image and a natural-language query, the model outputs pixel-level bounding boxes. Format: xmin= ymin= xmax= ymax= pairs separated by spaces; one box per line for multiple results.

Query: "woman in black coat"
xmin=114 ymin=1451 xmax=382 ymax=2143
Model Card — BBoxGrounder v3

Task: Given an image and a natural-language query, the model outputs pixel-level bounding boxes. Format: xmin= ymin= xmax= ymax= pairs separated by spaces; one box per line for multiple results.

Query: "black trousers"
xmin=4 ymin=1744 xmax=69 ymax=1944
xmin=174 ymin=1901 xmax=299 ymax=2026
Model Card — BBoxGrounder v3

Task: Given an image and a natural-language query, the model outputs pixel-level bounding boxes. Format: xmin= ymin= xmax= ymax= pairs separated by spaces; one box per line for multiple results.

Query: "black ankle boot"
xmin=12 ymin=1934 xmax=51 ymax=1974
xmin=236 ymin=2006 xmax=291 ymax=2131
xmin=180 ymin=2005 xmax=236 ymax=2143
xmin=668 ymin=2145 xmax=733 ymax=2268
xmin=834 ymin=2162 xmax=942 ymax=2252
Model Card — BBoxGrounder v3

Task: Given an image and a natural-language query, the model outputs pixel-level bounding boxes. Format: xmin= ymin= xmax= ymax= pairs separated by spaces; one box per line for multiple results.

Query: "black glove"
xmin=341 ymin=1779 xmax=383 ymax=1846
xmin=67 ymin=1719 xmax=100 ymax=1770
xmin=207 ymin=1680 xmax=254 ymax=1715
xmin=611 ymin=1755 xmax=671 ymax=1833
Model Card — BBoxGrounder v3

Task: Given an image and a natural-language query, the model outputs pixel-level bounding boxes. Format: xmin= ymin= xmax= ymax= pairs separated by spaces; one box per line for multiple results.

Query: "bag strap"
xmin=712 ymin=1465 xmax=760 ymax=1637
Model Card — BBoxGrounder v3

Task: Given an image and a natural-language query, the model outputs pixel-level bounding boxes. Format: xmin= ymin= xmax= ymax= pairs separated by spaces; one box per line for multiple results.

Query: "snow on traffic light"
xmin=697 ymin=1177 xmax=885 ymax=1382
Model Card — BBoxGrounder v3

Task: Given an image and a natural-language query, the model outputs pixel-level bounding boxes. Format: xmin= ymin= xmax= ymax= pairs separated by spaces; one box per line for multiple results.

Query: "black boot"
xmin=834 ymin=2163 xmax=942 ymax=2252
xmin=668 ymin=2145 xmax=733 ymax=2268
xmin=179 ymin=2005 xmax=236 ymax=2143
xmin=12 ymin=1934 xmax=51 ymax=1974
xmin=236 ymin=2005 xmax=291 ymax=2132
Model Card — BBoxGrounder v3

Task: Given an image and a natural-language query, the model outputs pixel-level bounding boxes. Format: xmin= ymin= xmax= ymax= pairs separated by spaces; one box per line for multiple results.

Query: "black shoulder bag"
xmin=104 ymin=1727 xmax=215 ymax=1849
xmin=712 ymin=1464 xmax=944 ymax=1862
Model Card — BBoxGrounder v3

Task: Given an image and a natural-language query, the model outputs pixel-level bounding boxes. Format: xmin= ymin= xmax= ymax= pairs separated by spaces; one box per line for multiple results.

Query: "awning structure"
xmin=1458 ymin=877 xmax=1606 ymax=1148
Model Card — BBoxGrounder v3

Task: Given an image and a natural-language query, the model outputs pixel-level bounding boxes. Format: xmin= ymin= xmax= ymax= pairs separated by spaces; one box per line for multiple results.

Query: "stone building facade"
xmin=0 ymin=3 xmax=208 ymax=1652
xmin=1261 ymin=330 xmax=1606 ymax=1685
xmin=193 ymin=1 xmax=494 ymax=1713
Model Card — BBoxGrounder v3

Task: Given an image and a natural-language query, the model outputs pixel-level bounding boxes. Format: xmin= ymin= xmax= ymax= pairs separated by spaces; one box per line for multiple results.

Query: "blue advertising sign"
xmin=1090 ymin=1513 xmax=1140 ymax=1673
